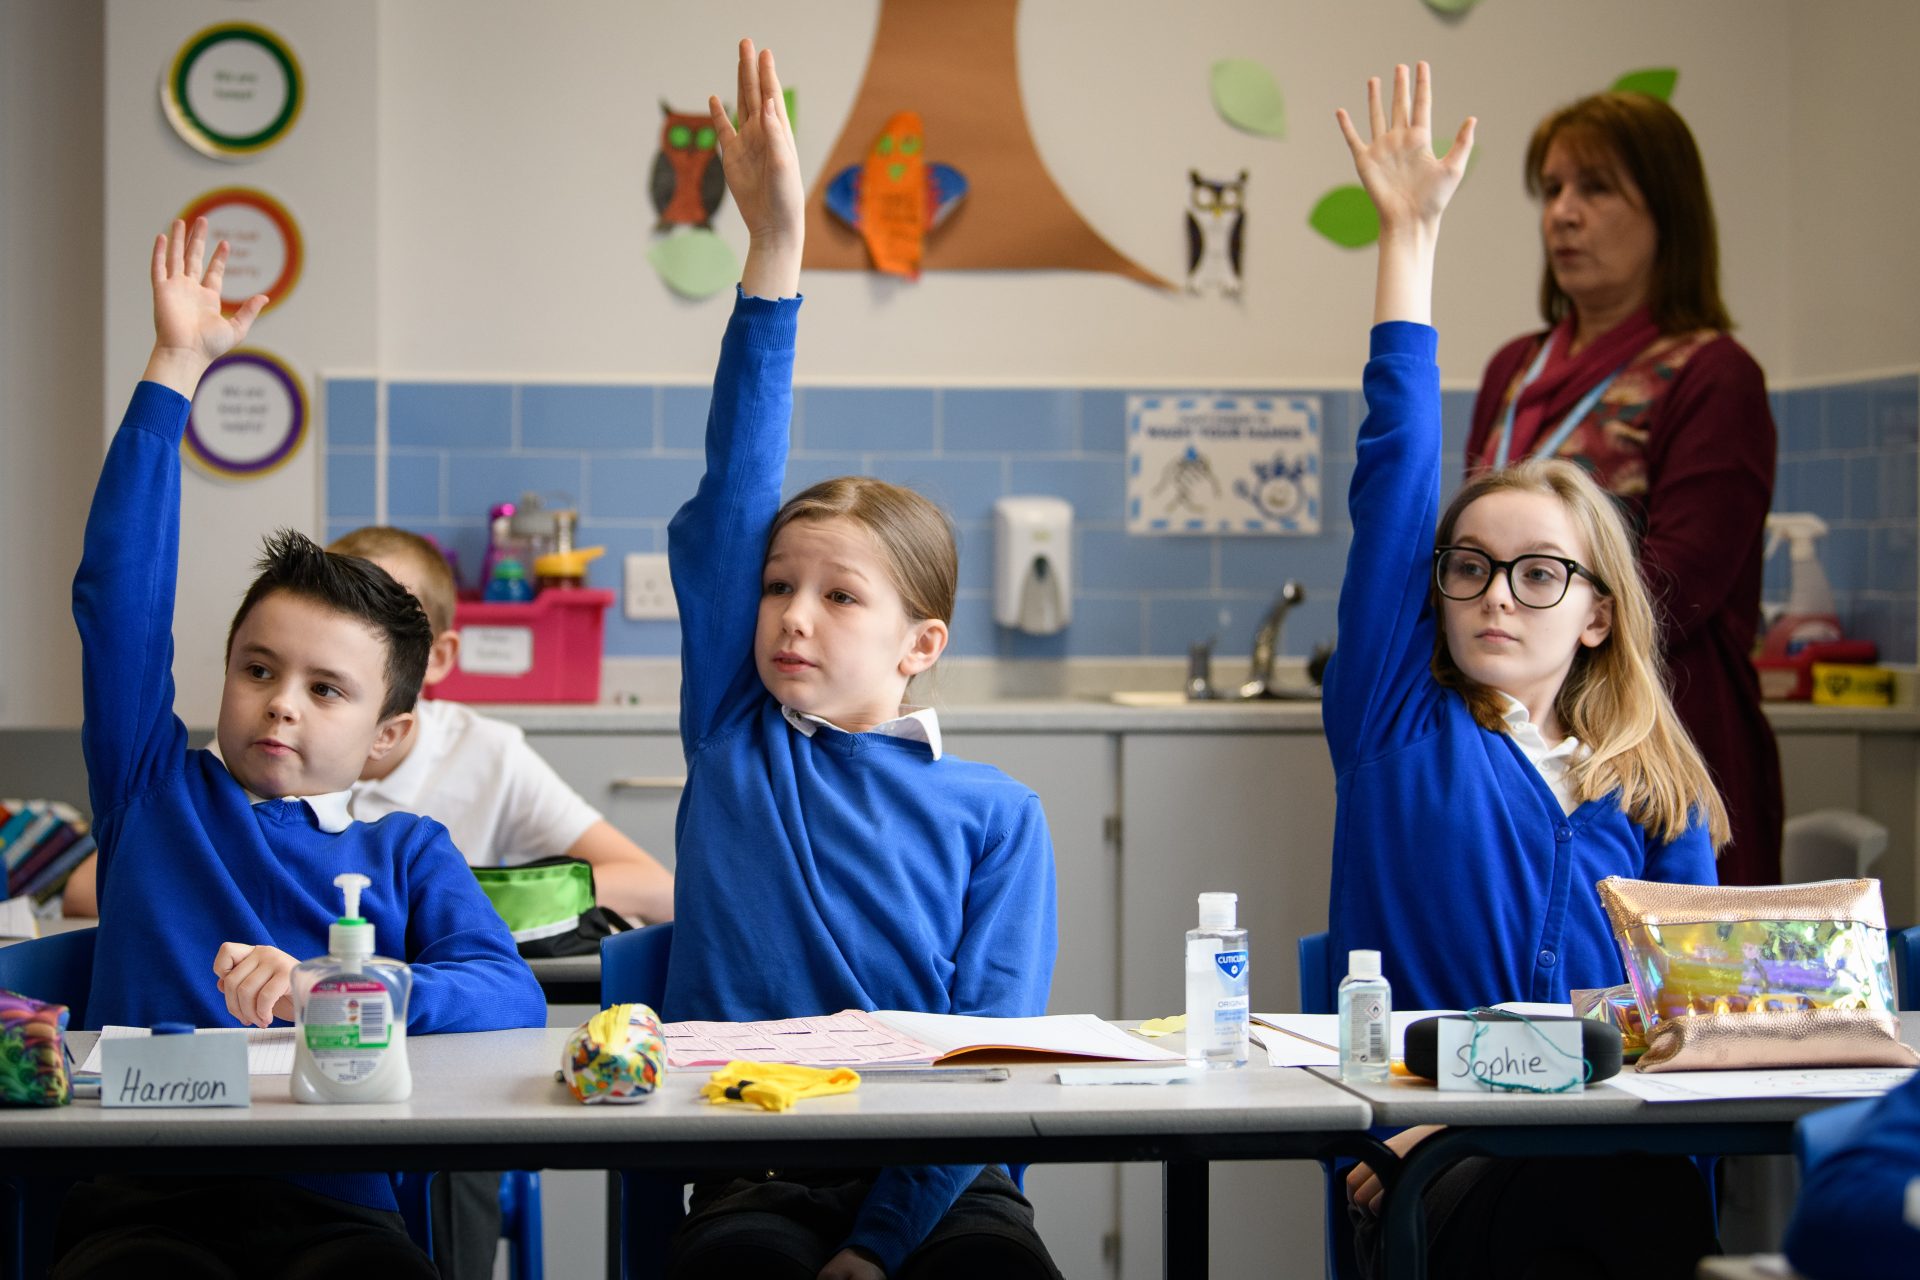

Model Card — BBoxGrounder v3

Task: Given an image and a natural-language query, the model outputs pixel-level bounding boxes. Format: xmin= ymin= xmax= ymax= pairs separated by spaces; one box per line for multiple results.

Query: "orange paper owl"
xmin=824 ymin=111 xmax=968 ymax=280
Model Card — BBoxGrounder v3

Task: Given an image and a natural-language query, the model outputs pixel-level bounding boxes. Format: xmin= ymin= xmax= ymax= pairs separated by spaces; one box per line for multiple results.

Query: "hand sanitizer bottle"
xmin=291 ymin=873 xmax=413 ymax=1103
xmin=1338 ymin=949 xmax=1391 ymax=1084
xmin=1185 ymin=891 xmax=1249 ymax=1069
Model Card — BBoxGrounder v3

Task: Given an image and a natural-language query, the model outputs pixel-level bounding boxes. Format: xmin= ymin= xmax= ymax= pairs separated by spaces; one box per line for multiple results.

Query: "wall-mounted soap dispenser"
xmin=993 ymin=496 xmax=1073 ymax=635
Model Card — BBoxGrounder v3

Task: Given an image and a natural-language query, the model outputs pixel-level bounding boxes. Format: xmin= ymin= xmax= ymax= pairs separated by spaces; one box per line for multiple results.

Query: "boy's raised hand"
xmin=144 ymin=216 xmax=269 ymax=398
xmin=712 ymin=38 xmax=803 ymax=299
xmin=1335 ymin=63 xmax=1474 ymax=239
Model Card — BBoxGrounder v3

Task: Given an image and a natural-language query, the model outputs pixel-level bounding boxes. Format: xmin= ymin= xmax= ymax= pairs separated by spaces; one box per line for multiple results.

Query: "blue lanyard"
xmin=1493 ymin=333 xmax=1626 ymax=468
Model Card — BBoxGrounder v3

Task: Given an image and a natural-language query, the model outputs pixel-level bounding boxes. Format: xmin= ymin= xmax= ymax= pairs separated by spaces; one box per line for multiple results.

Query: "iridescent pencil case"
xmin=559 ymin=1003 xmax=666 ymax=1104
xmin=1571 ymin=984 xmax=1648 ymax=1059
xmin=0 ymin=989 xmax=72 ymax=1106
xmin=1597 ymin=876 xmax=1919 ymax=1072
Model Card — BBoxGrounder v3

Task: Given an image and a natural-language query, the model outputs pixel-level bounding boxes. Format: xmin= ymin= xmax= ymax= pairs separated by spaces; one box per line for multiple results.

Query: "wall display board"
xmin=182 ymin=349 xmax=308 ymax=481
xmin=161 ymin=23 xmax=303 ymax=159
xmin=178 ymin=188 xmax=303 ymax=314
xmin=1127 ymin=394 xmax=1321 ymax=535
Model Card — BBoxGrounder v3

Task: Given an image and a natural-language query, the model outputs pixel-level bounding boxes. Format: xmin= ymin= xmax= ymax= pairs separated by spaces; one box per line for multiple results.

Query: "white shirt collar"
xmin=1496 ymin=693 xmax=1585 ymax=763
xmin=244 ymin=788 xmax=357 ymax=834
xmin=780 ymin=704 xmax=943 ymax=760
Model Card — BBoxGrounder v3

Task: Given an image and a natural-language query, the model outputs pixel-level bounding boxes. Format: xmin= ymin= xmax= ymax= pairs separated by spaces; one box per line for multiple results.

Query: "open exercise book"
xmin=78 ymin=1026 xmax=296 ymax=1076
xmin=662 ymin=1010 xmax=1183 ymax=1070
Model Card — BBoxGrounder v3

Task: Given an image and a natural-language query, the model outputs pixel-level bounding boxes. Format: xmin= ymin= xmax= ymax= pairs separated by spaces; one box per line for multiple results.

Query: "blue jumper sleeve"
xmin=73 ymin=383 xmax=194 ymax=835
xmin=1783 ymin=1072 xmax=1920 ymax=1278
xmin=666 ymin=289 xmax=800 ymax=754
xmin=399 ymin=820 xmax=545 ymax=1032
xmin=1322 ymin=323 xmax=1444 ymax=774
xmin=844 ymin=794 xmax=1058 ymax=1272
xmin=1641 ymin=820 xmax=1718 ymax=889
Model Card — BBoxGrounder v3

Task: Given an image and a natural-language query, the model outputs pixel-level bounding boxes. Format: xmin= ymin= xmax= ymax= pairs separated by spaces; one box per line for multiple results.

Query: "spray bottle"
xmin=1761 ymin=513 xmax=1843 ymax=656
xmin=291 ymin=873 xmax=413 ymax=1103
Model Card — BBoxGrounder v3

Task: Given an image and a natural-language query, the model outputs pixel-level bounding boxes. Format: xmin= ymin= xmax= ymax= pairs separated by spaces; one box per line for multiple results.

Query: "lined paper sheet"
xmin=871 ymin=1011 xmax=1183 ymax=1064
xmin=1607 ymin=1065 xmax=1915 ymax=1103
xmin=79 ymin=1026 xmax=297 ymax=1076
xmin=661 ymin=1010 xmax=1183 ymax=1069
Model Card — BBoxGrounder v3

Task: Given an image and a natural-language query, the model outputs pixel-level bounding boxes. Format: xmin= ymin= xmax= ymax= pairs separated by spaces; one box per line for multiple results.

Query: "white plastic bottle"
xmin=1338 ymin=949 xmax=1391 ymax=1084
xmin=291 ymin=873 xmax=413 ymax=1103
xmin=1184 ymin=891 xmax=1249 ymax=1069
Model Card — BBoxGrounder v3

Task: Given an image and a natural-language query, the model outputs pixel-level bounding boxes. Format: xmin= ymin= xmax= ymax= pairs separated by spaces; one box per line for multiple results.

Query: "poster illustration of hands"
xmin=1127 ymin=394 xmax=1321 ymax=534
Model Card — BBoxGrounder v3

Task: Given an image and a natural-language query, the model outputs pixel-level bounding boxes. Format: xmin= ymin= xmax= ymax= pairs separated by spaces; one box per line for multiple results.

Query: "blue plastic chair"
xmin=1893 ymin=924 xmax=1919 ymax=1010
xmin=0 ymin=928 xmax=96 ymax=1280
xmin=601 ymin=923 xmax=682 ymax=1280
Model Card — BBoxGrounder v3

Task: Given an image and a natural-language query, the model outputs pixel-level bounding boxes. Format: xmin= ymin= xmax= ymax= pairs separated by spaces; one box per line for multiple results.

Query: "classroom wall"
xmin=3 ymin=1 xmax=1918 ymax=723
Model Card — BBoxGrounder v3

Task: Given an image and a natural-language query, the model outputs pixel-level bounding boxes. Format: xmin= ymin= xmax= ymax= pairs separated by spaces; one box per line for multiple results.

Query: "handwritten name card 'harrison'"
xmin=100 ymin=1027 xmax=250 ymax=1108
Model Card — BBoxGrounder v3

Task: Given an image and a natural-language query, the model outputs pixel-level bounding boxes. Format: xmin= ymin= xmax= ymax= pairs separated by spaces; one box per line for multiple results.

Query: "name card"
xmin=1437 ymin=1016 xmax=1584 ymax=1093
xmin=100 ymin=1029 xmax=250 ymax=1108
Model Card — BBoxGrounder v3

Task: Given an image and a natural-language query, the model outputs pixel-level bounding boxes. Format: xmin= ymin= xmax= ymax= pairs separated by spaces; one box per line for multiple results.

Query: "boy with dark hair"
xmin=56 ymin=218 xmax=544 ymax=1278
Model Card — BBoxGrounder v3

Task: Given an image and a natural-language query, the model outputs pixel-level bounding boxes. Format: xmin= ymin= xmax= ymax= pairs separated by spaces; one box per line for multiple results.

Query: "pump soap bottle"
xmin=1184 ymin=891 xmax=1249 ymax=1069
xmin=291 ymin=873 xmax=413 ymax=1103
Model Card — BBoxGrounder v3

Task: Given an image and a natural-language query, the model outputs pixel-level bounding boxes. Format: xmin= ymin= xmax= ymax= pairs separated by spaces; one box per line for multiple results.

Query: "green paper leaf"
xmin=1211 ymin=59 xmax=1286 ymax=138
xmin=1309 ymin=185 xmax=1379 ymax=248
xmin=1611 ymin=68 xmax=1678 ymax=100
xmin=647 ymin=229 xmax=739 ymax=300
xmin=1423 ymin=0 xmax=1481 ymax=12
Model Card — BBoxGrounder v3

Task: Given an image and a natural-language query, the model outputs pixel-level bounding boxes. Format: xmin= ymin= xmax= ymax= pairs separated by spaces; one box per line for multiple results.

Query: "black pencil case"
xmin=1402 ymin=1012 xmax=1624 ymax=1083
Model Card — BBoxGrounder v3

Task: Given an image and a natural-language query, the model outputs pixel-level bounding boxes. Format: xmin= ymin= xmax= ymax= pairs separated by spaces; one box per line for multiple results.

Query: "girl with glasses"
xmin=1324 ymin=65 xmax=1726 ymax=1279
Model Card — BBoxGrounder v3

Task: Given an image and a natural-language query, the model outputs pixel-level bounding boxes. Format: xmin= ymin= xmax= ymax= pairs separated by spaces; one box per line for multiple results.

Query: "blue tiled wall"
xmin=1768 ymin=375 xmax=1919 ymax=663
xmin=324 ymin=373 xmax=1918 ymax=664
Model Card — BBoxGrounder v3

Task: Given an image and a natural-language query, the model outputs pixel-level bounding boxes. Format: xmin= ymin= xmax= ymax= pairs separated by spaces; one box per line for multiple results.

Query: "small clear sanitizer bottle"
xmin=1185 ymin=891 xmax=1249 ymax=1069
xmin=1338 ymin=949 xmax=1391 ymax=1084
xmin=291 ymin=873 xmax=413 ymax=1103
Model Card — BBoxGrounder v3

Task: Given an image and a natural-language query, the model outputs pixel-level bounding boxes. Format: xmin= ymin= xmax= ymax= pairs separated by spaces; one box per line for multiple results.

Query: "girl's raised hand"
xmin=712 ymin=38 xmax=803 ymax=298
xmin=1335 ymin=63 xmax=1474 ymax=238
xmin=144 ymin=217 xmax=267 ymax=396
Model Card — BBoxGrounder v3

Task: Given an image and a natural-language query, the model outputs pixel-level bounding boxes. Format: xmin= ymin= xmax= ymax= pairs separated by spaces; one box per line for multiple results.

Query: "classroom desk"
xmin=1316 ymin=1011 xmax=1920 ymax=1280
xmin=10 ymin=1027 xmax=1381 ymax=1279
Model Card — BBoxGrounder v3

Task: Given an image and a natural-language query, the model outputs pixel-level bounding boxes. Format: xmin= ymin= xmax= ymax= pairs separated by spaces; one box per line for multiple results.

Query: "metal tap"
xmin=1239 ymin=582 xmax=1305 ymax=700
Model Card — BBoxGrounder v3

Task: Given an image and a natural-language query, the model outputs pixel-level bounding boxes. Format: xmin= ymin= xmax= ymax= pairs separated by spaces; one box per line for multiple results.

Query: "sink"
xmin=1108 ymin=689 xmax=1319 ymax=706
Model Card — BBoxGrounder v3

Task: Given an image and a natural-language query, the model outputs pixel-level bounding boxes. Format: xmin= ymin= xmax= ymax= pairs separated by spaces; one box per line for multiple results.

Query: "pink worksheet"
xmin=662 ymin=1010 xmax=940 ymax=1069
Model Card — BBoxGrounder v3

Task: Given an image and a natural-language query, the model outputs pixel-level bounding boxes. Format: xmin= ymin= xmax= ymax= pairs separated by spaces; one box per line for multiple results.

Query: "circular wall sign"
xmin=161 ymin=23 xmax=303 ymax=160
xmin=184 ymin=349 xmax=308 ymax=480
xmin=178 ymin=188 xmax=303 ymax=314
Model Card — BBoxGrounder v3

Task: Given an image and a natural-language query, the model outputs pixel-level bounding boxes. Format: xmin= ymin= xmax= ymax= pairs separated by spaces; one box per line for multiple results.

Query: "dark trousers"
xmin=53 ymin=1175 xmax=437 ymax=1280
xmin=1350 ymin=1154 xmax=1719 ymax=1280
xmin=668 ymin=1165 xmax=1061 ymax=1280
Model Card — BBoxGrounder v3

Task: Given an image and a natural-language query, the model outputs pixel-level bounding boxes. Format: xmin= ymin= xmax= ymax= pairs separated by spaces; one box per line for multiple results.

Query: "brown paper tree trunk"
xmin=803 ymin=0 xmax=1172 ymax=289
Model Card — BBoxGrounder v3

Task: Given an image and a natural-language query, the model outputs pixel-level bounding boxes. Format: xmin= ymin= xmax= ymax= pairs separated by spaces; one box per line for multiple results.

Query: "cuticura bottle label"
xmin=1214 ymin=950 xmax=1248 ymax=981
xmin=303 ymin=977 xmax=392 ymax=1083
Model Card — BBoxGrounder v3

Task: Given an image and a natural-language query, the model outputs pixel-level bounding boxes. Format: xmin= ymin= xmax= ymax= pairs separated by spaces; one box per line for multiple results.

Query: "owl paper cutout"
xmin=823 ymin=111 xmax=967 ymax=280
xmin=651 ymin=103 xmax=726 ymax=231
xmin=1185 ymin=170 xmax=1247 ymax=298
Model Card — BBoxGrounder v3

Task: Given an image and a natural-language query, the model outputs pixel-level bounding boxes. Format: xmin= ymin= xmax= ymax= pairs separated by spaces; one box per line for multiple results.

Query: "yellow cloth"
xmin=1134 ymin=1015 xmax=1187 ymax=1039
xmin=700 ymin=1060 xmax=861 ymax=1113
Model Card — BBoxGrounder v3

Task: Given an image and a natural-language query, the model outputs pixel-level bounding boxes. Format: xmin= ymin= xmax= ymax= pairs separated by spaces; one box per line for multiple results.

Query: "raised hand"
xmin=711 ymin=38 xmax=803 ymax=299
xmin=1335 ymin=62 xmax=1474 ymax=237
xmin=144 ymin=217 xmax=269 ymax=397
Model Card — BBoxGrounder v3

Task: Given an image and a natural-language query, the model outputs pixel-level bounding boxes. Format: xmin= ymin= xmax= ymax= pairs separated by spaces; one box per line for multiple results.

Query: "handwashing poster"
xmin=1126 ymin=394 xmax=1321 ymax=534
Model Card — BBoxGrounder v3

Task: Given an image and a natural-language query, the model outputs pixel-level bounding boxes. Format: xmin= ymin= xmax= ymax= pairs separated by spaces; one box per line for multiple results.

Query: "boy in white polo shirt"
xmin=66 ymin=526 xmax=673 ymax=924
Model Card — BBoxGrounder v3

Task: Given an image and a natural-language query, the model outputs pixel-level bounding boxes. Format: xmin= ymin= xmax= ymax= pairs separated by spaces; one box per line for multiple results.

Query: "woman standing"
xmin=1468 ymin=92 xmax=1781 ymax=886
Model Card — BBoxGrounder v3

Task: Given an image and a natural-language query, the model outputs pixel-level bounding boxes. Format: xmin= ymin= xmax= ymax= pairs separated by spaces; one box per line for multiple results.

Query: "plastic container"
xmin=1184 ymin=891 xmax=1249 ymax=1069
xmin=428 ymin=587 xmax=614 ymax=704
xmin=483 ymin=558 xmax=535 ymax=603
xmin=291 ymin=874 xmax=412 ymax=1103
xmin=1338 ymin=949 xmax=1391 ymax=1084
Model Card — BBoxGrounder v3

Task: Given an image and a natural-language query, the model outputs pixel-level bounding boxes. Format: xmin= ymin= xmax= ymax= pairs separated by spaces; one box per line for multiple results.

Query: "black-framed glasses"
xmin=1432 ymin=546 xmax=1610 ymax=609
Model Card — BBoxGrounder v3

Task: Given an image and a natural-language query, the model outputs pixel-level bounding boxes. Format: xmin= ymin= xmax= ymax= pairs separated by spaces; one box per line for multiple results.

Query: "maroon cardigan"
xmin=1469 ymin=330 xmax=1783 ymax=885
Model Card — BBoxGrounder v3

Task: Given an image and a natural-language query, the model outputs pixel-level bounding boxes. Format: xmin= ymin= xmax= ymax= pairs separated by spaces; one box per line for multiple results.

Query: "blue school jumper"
xmin=75 ymin=381 xmax=546 ymax=1209
xmin=1784 ymin=1071 xmax=1920 ymax=1277
xmin=1323 ymin=323 xmax=1715 ymax=1013
xmin=665 ymin=292 xmax=1058 ymax=1273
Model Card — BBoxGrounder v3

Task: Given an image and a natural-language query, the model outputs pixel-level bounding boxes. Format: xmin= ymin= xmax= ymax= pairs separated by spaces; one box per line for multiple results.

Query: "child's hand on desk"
xmin=1346 ymin=1123 xmax=1446 ymax=1216
xmin=142 ymin=216 xmax=269 ymax=398
xmin=213 ymin=941 xmax=298 ymax=1028
xmin=818 ymin=1247 xmax=885 ymax=1280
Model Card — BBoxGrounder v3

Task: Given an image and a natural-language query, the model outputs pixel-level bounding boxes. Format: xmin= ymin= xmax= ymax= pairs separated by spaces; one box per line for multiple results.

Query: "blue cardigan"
xmin=75 ymin=381 xmax=545 ymax=1208
xmin=665 ymin=292 xmax=1058 ymax=1272
xmin=1784 ymin=1071 xmax=1920 ymax=1278
xmin=1323 ymin=323 xmax=1716 ymax=1012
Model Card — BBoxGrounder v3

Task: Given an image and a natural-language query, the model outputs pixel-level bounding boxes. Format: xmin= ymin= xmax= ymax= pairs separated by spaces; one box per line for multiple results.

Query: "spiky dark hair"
xmin=224 ymin=529 xmax=433 ymax=720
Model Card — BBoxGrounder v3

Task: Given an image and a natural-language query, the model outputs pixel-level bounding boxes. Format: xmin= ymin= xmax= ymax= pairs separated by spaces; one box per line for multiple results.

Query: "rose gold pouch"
xmin=1596 ymin=876 xmax=1918 ymax=1072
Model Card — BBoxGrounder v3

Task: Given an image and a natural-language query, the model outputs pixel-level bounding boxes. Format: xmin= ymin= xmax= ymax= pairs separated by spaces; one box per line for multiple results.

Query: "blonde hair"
xmin=1431 ymin=460 xmax=1730 ymax=848
xmin=770 ymin=477 xmax=957 ymax=630
xmin=327 ymin=526 xmax=458 ymax=635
